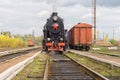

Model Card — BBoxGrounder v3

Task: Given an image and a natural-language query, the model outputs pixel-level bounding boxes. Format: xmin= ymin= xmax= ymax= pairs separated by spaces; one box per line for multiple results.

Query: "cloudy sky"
xmin=0 ymin=0 xmax=120 ymax=39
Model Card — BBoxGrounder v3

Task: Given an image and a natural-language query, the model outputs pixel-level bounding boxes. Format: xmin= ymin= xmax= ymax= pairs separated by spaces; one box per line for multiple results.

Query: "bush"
xmin=110 ymin=39 xmax=118 ymax=46
xmin=0 ymin=35 xmax=27 ymax=48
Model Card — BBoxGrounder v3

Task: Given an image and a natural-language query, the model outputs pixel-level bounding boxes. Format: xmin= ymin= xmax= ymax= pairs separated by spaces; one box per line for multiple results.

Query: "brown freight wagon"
xmin=28 ymin=40 xmax=34 ymax=47
xmin=68 ymin=23 xmax=92 ymax=51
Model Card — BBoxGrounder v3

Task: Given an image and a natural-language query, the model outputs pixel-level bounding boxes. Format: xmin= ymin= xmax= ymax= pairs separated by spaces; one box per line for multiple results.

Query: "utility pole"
xmin=94 ymin=0 xmax=96 ymax=46
xmin=103 ymin=32 xmax=104 ymax=40
xmin=113 ymin=27 xmax=114 ymax=40
xmin=32 ymin=29 xmax=34 ymax=37
xmin=32 ymin=29 xmax=35 ymax=42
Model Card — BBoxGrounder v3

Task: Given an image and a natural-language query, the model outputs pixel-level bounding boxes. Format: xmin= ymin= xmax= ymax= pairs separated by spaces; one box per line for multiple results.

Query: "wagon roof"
xmin=74 ymin=23 xmax=92 ymax=27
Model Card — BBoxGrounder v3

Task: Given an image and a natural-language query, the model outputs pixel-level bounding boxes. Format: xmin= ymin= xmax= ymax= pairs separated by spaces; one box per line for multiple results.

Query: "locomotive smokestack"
xmin=52 ymin=12 xmax=58 ymax=16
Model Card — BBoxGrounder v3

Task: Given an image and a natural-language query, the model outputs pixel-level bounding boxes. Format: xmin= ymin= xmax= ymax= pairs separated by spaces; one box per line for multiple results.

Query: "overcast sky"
xmin=0 ymin=0 xmax=120 ymax=40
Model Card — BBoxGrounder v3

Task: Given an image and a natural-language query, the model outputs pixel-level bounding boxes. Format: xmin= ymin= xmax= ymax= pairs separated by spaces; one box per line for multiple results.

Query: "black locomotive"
xmin=42 ymin=12 xmax=66 ymax=51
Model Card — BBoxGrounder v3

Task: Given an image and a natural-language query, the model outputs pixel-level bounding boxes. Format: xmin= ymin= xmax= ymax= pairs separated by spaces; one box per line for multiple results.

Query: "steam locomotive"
xmin=42 ymin=12 xmax=66 ymax=51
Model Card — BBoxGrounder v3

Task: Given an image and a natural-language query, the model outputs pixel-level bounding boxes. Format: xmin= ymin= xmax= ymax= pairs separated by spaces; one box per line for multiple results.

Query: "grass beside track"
xmin=13 ymin=53 xmax=48 ymax=80
xmin=66 ymin=53 xmax=120 ymax=79
xmin=90 ymin=46 xmax=120 ymax=56
xmin=90 ymin=50 xmax=120 ymax=57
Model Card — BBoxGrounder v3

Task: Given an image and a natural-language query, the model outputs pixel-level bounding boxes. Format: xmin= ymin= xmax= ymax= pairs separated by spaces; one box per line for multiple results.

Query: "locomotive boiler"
xmin=42 ymin=12 xmax=66 ymax=51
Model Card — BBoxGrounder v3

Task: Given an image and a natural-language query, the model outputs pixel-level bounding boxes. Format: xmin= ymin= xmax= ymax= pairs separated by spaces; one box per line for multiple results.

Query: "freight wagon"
xmin=68 ymin=23 xmax=92 ymax=51
xmin=28 ymin=40 xmax=34 ymax=47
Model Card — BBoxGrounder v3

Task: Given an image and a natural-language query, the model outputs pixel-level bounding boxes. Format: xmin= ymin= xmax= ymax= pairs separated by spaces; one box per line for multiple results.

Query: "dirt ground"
xmin=0 ymin=48 xmax=14 ymax=52
xmin=0 ymin=50 xmax=40 ymax=73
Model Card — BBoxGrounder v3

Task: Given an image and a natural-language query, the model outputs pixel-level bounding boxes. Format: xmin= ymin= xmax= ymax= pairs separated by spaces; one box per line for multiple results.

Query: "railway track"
xmin=0 ymin=48 xmax=40 ymax=63
xmin=90 ymin=50 xmax=120 ymax=57
xmin=44 ymin=51 xmax=108 ymax=80
xmin=12 ymin=52 xmax=48 ymax=80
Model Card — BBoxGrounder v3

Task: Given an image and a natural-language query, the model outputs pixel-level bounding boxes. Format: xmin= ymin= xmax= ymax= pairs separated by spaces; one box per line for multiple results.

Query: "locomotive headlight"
xmin=53 ymin=16 xmax=58 ymax=21
xmin=60 ymin=38 xmax=63 ymax=41
xmin=47 ymin=38 xmax=51 ymax=41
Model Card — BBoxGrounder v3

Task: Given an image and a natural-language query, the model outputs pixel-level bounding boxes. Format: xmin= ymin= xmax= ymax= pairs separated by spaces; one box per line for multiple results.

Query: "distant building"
xmin=96 ymin=40 xmax=112 ymax=47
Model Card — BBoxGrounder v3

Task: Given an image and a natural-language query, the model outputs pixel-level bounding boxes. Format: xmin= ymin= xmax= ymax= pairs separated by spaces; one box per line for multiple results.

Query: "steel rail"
xmin=0 ymin=51 xmax=41 ymax=80
xmin=0 ymin=48 xmax=40 ymax=63
xmin=69 ymin=50 xmax=120 ymax=68
xmin=43 ymin=59 xmax=49 ymax=80
xmin=0 ymin=46 xmax=41 ymax=57
xmin=64 ymin=53 xmax=109 ymax=80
